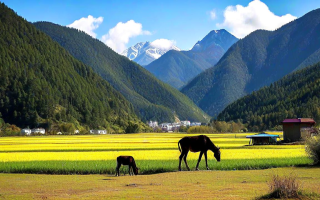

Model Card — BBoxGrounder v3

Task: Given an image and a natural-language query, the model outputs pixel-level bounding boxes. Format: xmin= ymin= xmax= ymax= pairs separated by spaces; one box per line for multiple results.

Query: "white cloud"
xmin=101 ymin=20 xmax=151 ymax=53
xmin=67 ymin=15 xmax=103 ymax=38
xmin=217 ymin=0 xmax=297 ymax=38
xmin=150 ymin=39 xmax=177 ymax=51
xmin=210 ymin=9 xmax=216 ymax=20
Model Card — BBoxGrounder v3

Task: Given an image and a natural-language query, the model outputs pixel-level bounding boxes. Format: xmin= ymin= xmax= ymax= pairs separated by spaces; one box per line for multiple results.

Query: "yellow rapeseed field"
xmin=0 ymin=132 xmax=306 ymax=162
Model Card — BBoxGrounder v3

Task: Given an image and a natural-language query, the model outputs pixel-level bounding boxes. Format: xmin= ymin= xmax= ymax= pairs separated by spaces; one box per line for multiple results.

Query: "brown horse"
xmin=116 ymin=156 xmax=139 ymax=176
xmin=178 ymin=135 xmax=220 ymax=171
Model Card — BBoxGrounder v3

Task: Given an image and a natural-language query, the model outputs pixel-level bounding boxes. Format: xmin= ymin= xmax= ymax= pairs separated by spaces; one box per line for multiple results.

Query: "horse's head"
xmin=134 ymin=167 xmax=139 ymax=175
xmin=214 ymin=146 xmax=221 ymax=162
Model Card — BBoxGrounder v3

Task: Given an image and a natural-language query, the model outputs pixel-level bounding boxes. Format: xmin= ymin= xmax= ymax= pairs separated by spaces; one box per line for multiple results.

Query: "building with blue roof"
xmin=246 ymin=133 xmax=280 ymax=145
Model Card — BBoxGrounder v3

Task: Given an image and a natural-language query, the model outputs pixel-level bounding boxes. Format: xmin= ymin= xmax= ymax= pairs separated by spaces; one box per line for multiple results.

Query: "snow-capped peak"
xmin=121 ymin=40 xmax=180 ymax=66
xmin=191 ymin=29 xmax=238 ymax=52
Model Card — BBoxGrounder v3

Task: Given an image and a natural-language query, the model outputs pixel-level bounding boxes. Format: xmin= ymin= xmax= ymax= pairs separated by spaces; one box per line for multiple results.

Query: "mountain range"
xmin=145 ymin=29 xmax=238 ymax=89
xmin=34 ymin=22 xmax=209 ymax=123
xmin=3 ymin=1 xmax=320 ymax=133
xmin=0 ymin=3 xmax=145 ymax=132
xmin=181 ymin=8 xmax=320 ymax=117
xmin=121 ymin=41 xmax=180 ymax=66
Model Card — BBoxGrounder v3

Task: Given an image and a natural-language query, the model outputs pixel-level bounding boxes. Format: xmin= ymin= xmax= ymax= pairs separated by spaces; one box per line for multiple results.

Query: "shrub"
xmin=266 ymin=174 xmax=300 ymax=199
xmin=59 ymin=123 xmax=76 ymax=134
xmin=306 ymin=135 xmax=320 ymax=165
xmin=187 ymin=126 xmax=214 ymax=133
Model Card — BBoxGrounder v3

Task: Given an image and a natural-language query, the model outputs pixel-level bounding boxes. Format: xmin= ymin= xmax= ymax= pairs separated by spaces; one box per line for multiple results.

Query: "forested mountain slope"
xmin=34 ymin=22 xmax=209 ymax=123
xmin=181 ymin=9 xmax=320 ymax=117
xmin=145 ymin=30 xmax=238 ymax=89
xmin=218 ymin=61 xmax=320 ymax=131
xmin=146 ymin=50 xmax=208 ymax=89
xmin=0 ymin=3 xmax=143 ymax=132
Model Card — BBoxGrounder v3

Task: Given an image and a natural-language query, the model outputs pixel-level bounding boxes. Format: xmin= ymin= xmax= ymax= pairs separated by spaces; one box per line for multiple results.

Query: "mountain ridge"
xmin=34 ymin=22 xmax=209 ymax=123
xmin=181 ymin=8 xmax=320 ymax=116
xmin=218 ymin=60 xmax=320 ymax=131
xmin=145 ymin=29 xmax=238 ymax=89
xmin=0 ymin=2 xmax=144 ymax=132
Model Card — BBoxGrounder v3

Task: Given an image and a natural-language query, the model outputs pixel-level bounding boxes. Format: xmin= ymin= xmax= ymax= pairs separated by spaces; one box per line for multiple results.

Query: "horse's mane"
xmin=207 ymin=137 xmax=219 ymax=151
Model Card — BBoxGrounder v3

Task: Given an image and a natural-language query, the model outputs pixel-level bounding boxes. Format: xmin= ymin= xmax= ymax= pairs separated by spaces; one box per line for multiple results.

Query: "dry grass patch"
xmin=259 ymin=173 xmax=320 ymax=199
xmin=268 ymin=174 xmax=300 ymax=198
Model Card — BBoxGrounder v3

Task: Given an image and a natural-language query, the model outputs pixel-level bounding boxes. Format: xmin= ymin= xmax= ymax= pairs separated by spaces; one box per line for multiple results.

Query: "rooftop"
xmin=281 ymin=118 xmax=316 ymax=124
xmin=246 ymin=133 xmax=280 ymax=138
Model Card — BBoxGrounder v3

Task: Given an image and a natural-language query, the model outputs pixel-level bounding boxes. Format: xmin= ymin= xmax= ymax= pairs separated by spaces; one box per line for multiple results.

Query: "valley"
xmin=1 ymin=0 xmax=320 ymax=199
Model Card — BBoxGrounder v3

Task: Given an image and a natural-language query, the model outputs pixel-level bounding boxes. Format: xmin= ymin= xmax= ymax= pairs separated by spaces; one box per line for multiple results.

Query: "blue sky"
xmin=3 ymin=0 xmax=320 ymax=52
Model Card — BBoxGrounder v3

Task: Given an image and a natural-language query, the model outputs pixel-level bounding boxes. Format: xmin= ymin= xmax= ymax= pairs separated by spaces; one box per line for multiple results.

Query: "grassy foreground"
xmin=0 ymin=167 xmax=319 ymax=199
xmin=0 ymin=133 xmax=312 ymax=174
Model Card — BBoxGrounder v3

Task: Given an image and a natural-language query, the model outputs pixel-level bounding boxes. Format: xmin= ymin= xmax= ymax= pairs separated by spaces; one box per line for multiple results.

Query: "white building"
xmin=90 ymin=130 xmax=107 ymax=134
xmin=180 ymin=121 xmax=191 ymax=126
xmin=190 ymin=122 xmax=201 ymax=127
xmin=160 ymin=123 xmax=173 ymax=132
xmin=31 ymin=128 xmax=46 ymax=134
xmin=148 ymin=121 xmax=158 ymax=128
xmin=171 ymin=123 xmax=181 ymax=131
xmin=21 ymin=128 xmax=31 ymax=135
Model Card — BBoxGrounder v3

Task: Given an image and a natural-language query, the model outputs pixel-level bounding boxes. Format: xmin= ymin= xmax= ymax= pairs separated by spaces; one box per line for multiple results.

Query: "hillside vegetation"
xmin=0 ymin=3 xmax=145 ymax=132
xmin=182 ymin=9 xmax=320 ymax=117
xmin=218 ymin=61 xmax=320 ymax=131
xmin=34 ymin=22 xmax=209 ymax=123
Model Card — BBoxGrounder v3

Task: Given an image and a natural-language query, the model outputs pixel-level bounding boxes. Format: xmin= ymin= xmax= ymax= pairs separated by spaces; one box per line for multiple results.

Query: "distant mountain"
xmin=182 ymin=8 xmax=320 ymax=117
xmin=34 ymin=22 xmax=209 ymax=123
xmin=191 ymin=29 xmax=239 ymax=53
xmin=145 ymin=29 xmax=238 ymax=89
xmin=0 ymin=3 xmax=144 ymax=132
xmin=121 ymin=42 xmax=180 ymax=66
xmin=218 ymin=61 xmax=320 ymax=131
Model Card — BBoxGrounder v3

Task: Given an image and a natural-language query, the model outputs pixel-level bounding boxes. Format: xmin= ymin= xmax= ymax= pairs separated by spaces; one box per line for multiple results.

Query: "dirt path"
xmin=0 ymin=167 xmax=319 ymax=199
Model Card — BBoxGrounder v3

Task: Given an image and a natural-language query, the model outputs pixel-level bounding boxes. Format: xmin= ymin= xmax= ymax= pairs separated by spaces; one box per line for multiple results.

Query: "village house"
xmin=281 ymin=118 xmax=316 ymax=142
xmin=151 ymin=120 xmax=201 ymax=132
xmin=190 ymin=122 xmax=201 ymax=126
xmin=31 ymin=128 xmax=46 ymax=134
xmin=246 ymin=133 xmax=280 ymax=145
xmin=160 ymin=123 xmax=173 ymax=132
xmin=90 ymin=129 xmax=107 ymax=134
xmin=180 ymin=121 xmax=190 ymax=126
xmin=148 ymin=121 xmax=158 ymax=128
xmin=171 ymin=123 xmax=181 ymax=131
xmin=21 ymin=128 xmax=32 ymax=135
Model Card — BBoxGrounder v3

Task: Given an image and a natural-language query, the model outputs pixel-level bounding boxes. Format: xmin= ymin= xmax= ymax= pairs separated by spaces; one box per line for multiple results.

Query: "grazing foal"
xmin=178 ymin=135 xmax=220 ymax=171
xmin=116 ymin=156 xmax=139 ymax=176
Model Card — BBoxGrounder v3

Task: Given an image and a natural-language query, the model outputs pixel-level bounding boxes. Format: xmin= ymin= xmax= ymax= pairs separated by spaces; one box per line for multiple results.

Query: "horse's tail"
xmin=178 ymin=141 xmax=181 ymax=152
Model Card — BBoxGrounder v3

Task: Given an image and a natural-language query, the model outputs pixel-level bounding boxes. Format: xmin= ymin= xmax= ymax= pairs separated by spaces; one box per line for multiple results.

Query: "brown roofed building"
xmin=281 ymin=118 xmax=316 ymax=142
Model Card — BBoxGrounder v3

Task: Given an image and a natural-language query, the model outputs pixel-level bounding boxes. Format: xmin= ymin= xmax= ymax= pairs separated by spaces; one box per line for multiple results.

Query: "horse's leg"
xmin=204 ymin=151 xmax=209 ymax=170
xmin=179 ymin=152 xmax=185 ymax=171
xmin=183 ymin=151 xmax=190 ymax=171
xmin=195 ymin=151 xmax=203 ymax=170
xmin=116 ymin=163 xmax=121 ymax=176
xmin=128 ymin=165 xmax=131 ymax=176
